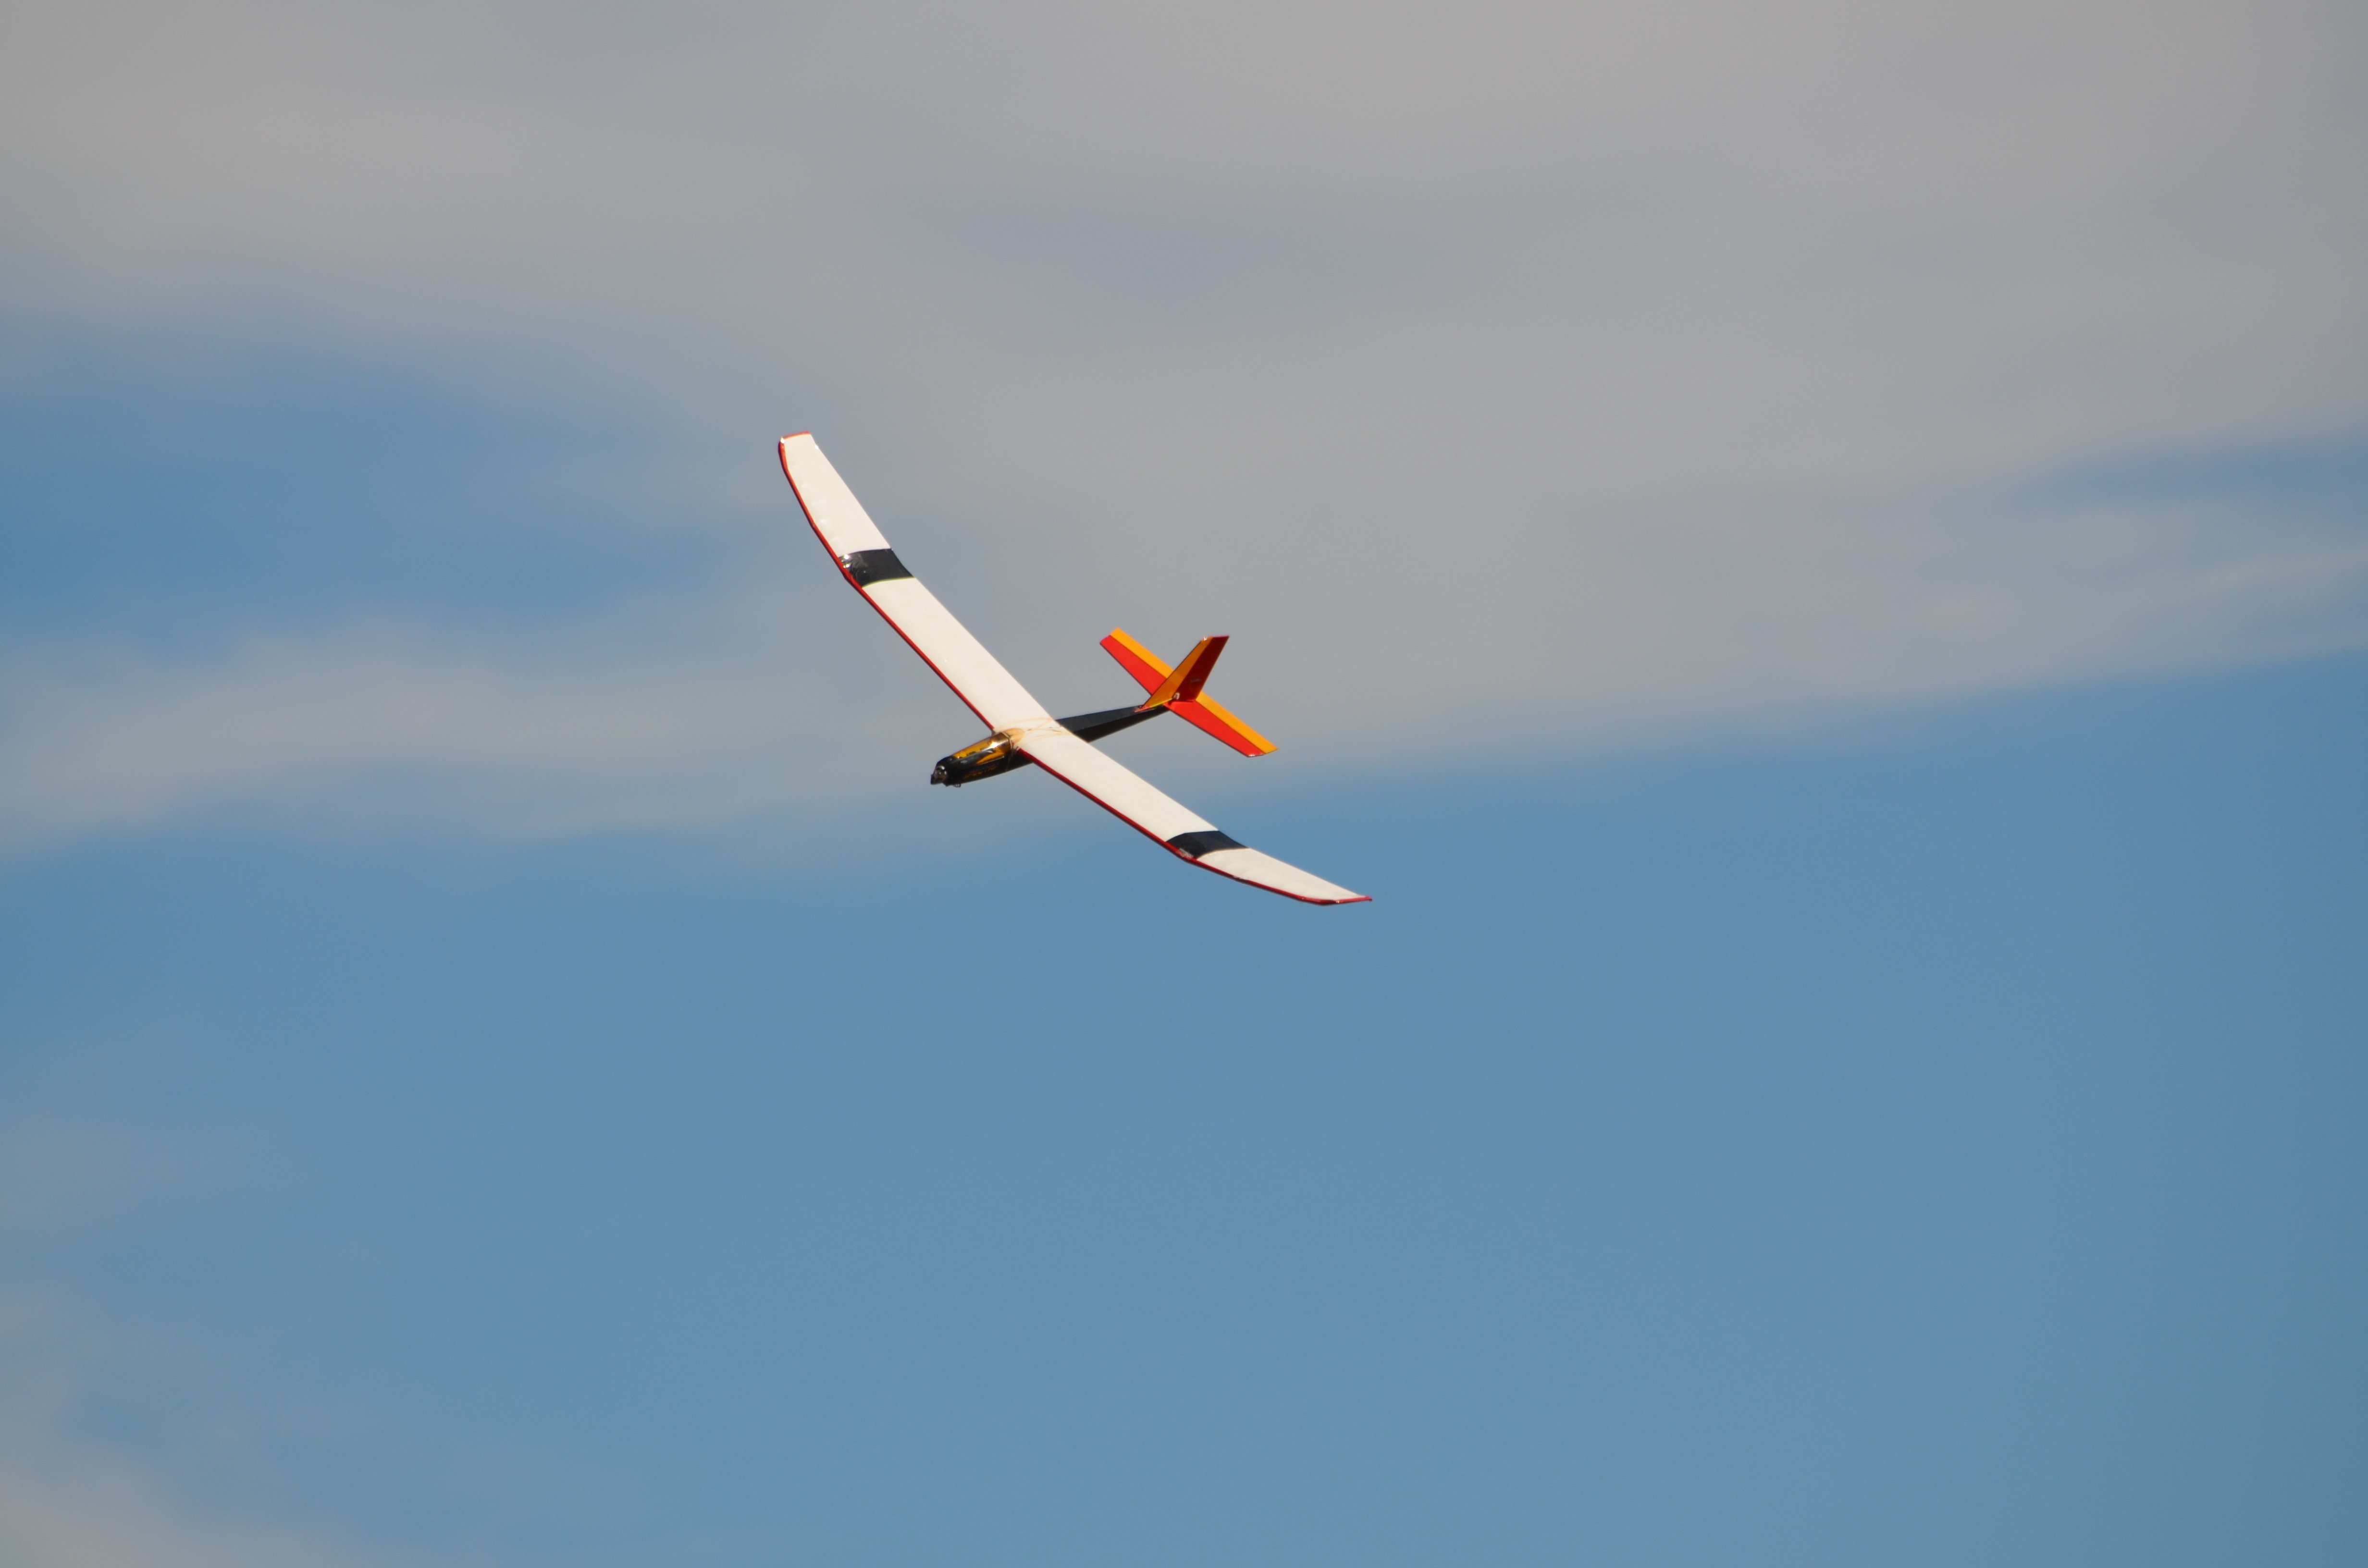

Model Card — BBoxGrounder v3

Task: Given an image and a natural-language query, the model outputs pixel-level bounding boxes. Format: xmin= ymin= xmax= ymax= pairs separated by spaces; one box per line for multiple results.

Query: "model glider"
xmin=779 ymin=433 xmax=1368 ymax=905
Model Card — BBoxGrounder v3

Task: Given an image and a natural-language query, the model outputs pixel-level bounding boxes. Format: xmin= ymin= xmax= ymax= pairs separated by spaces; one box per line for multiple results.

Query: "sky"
xmin=2 ymin=2 xmax=2365 ymax=1565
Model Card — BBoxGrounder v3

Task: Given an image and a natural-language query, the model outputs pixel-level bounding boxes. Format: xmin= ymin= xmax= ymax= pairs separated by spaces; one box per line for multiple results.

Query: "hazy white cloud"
xmin=1 ymin=0 xmax=2363 ymax=845
xmin=0 ymin=600 xmax=905 ymax=849
xmin=0 ymin=1108 xmax=407 ymax=1568
xmin=6 ymin=481 xmax=2356 ymax=848
xmin=0 ymin=1463 xmax=394 ymax=1568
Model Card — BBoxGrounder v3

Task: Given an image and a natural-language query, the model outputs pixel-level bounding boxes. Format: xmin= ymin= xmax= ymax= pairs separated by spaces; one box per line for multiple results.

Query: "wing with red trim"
xmin=1016 ymin=729 xmax=1369 ymax=905
xmin=779 ymin=433 xmax=1050 ymax=732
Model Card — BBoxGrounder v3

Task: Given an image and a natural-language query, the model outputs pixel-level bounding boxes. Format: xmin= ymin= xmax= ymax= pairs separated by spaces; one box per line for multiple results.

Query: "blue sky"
xmin=4 ymin=2 xmax=2366 ymax=1563
xmin=5 ymin=650 xmax=2363 ymax=1565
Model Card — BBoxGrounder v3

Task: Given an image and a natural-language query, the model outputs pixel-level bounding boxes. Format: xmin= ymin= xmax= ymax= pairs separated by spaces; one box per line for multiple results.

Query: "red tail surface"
xmin=1100 ymin=628 xmax=1278 ymax=758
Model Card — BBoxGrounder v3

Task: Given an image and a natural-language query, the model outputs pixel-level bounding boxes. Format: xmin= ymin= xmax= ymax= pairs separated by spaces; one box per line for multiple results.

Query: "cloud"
xmin=1 ymin=0 xmax=2363 ymax=846
xmin=0 ymin=604 xmax=900 ymax=850
xmin=0 ymin=1465 xmax=395 ymax=1568
xmin=0 ymin=1105 xmax=407 ymax=1568
xmin=5 ymin=474 xmax=2357 ymax=849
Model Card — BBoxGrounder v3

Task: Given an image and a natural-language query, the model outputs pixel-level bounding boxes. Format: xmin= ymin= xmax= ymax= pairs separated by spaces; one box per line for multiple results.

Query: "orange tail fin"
xmin=1143 ymin=635 xmax=1225 ymax=709
xmin=1100 ymin=628 xmax=1278 ymax=758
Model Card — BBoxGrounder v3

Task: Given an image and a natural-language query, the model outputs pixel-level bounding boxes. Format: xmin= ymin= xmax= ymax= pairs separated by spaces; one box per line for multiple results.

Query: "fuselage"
xmin=930 ymin=704 xmax=1164 ymax=786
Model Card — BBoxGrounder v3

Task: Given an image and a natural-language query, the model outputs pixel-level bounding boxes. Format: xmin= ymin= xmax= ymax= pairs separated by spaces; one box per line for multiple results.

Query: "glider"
xmin=779 ymin=433 xmax=1368 ymax=905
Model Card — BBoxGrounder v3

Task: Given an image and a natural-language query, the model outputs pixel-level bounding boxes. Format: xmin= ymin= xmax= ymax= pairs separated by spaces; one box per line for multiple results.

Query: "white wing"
xmin=780 ymin=433 xmax=1369 ymax=906
xmin=1018 ymin=729 xmax=1369 ymax=905
xmin=779 ymin=433 xmax=1049 ymax=732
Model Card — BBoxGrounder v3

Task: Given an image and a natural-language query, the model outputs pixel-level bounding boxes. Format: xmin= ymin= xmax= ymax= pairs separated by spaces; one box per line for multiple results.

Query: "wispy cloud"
xmin=0 ymin=1461 xmax=395 ymax=1568
xmin=0 ymin=607 xmax=895 ymax=850
xmin=2 ymin=0 xmax=2363 ymax=847
xmin=5 ymin=476 xmax=2357 ymax=849
xmin=0 ymin=1102 xmax=406 ymax=1568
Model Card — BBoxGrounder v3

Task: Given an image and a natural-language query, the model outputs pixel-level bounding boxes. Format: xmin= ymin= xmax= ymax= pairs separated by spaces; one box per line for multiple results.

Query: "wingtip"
xmin=779 ymin=430 xmax=812 ymax=444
